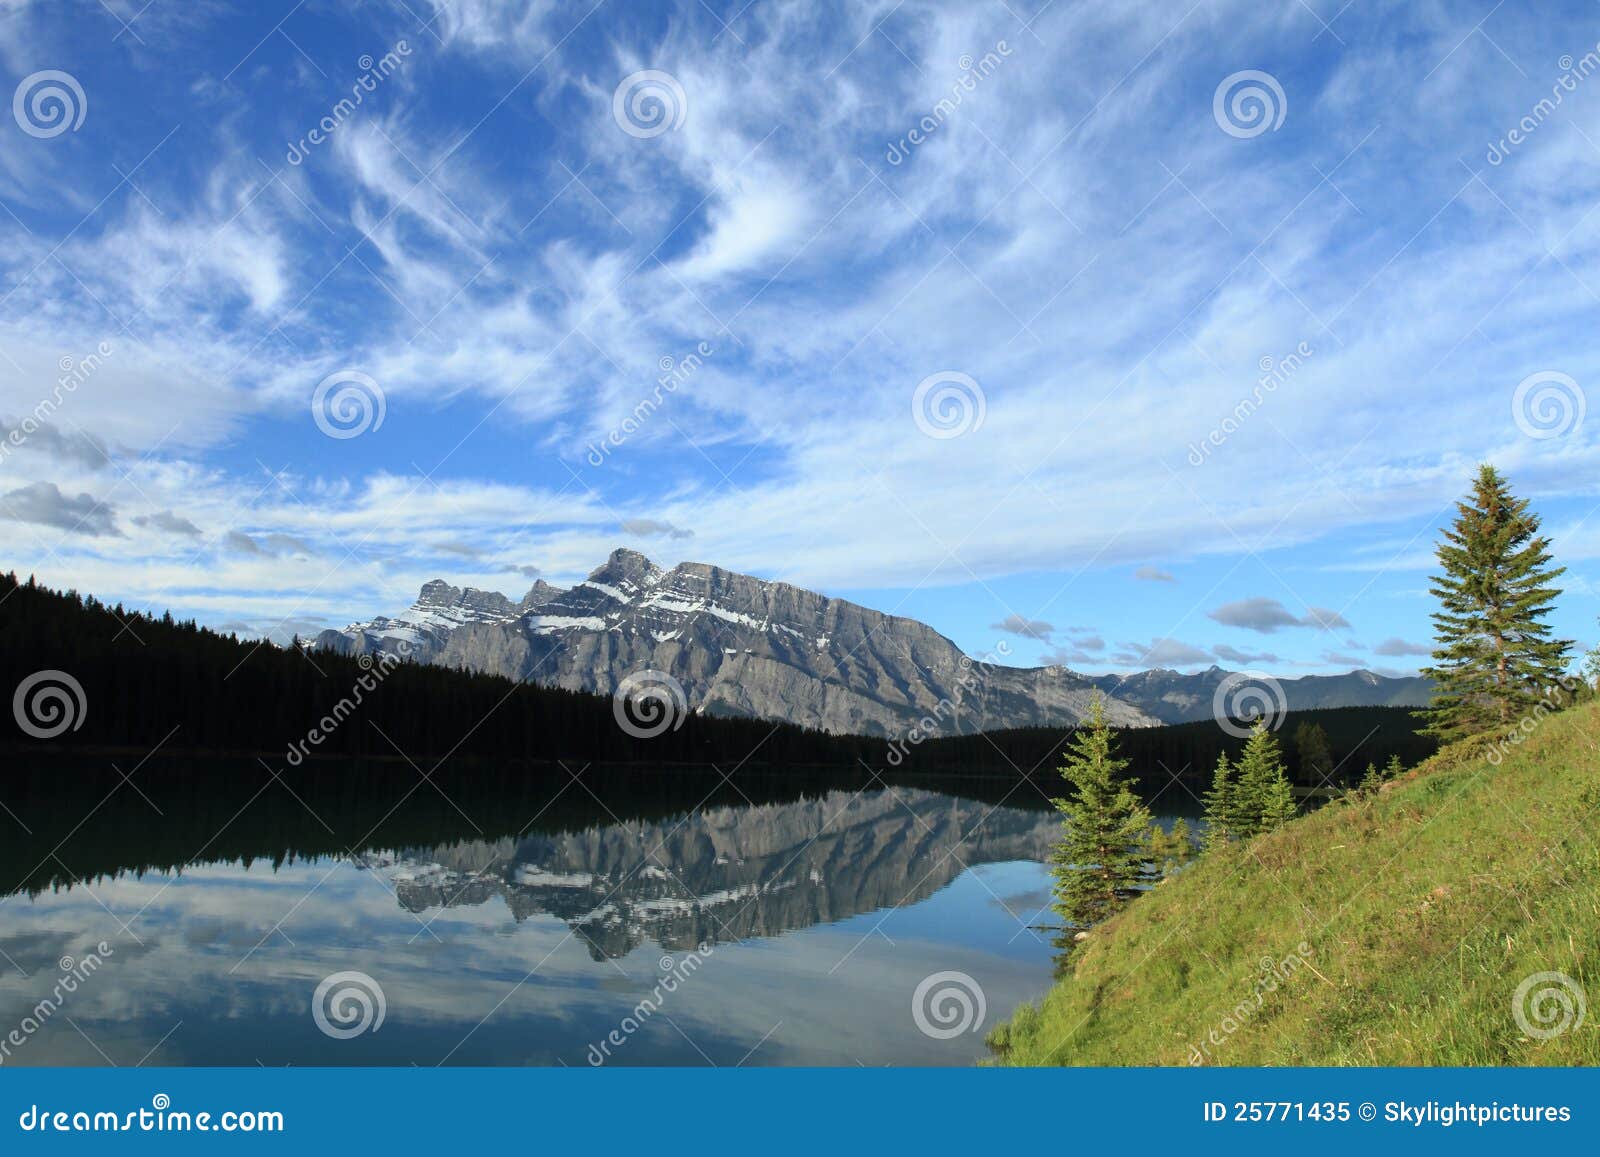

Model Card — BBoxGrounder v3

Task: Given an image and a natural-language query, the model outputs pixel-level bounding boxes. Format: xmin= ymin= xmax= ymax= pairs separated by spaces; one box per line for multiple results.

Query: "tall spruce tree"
xmin=1422 ymin=465 xmax=1571 ymax=741
xmin=1049 ymin=697 xmax=1155 ymax=928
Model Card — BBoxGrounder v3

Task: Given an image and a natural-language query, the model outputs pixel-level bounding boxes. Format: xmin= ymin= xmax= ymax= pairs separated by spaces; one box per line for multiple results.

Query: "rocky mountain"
xmin=316 ymin=548 xmax=1429 ymax=737
xmin=316 ymin=548 xmax=1158 ymax=736
xmin=1089 ymin=665 xmax=1432 ymax=725
xmin=361 ymin=788 xmax=1058 ymax=959
xmin=330 ymin=576 xmax=563 ymax=654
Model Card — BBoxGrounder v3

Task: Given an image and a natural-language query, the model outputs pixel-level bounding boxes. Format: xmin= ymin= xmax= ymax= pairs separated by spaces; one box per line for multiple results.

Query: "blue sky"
xmin=2 ymin=0 xmax=1600 ymax=677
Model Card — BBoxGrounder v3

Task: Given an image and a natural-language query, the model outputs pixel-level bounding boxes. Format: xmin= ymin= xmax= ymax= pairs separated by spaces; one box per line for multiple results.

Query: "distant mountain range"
xmin=1089 ymin=666 xmax=1432 ymax=725
xmin=315 ymin=549 xmax=1431 ymax=736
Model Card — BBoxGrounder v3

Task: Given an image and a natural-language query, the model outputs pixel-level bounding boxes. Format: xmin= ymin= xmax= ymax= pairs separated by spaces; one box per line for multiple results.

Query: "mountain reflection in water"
xmin=0 ymin=762 xmax=1067 ymax=1066
xmin=373 ymin=788 xmax=1057 ymax=959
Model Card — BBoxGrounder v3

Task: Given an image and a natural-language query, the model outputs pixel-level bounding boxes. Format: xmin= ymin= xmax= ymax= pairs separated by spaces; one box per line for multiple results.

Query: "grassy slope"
xmin=991 ymin=699 xmax=1600 ymax=1065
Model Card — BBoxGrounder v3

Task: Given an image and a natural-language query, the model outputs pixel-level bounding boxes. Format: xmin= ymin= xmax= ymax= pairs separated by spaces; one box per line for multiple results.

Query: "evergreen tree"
xmin=1383 ymin=753 xmax=1404 ymax=780
xmin=1049 ymin=697 xmax=1155 ymax=928
xmin=1421 ymin=465 xmax=1571 ymax=741
xmin=1257 ymin=766 xmax=1299 ymax=830
xmin=1357 ymin=761 xmax=1382 ymax=798
xmin=1202 ymin=751 xmax=1238 ymax=850
xmin=1234 ymin=724 xmax=1297 ymax=835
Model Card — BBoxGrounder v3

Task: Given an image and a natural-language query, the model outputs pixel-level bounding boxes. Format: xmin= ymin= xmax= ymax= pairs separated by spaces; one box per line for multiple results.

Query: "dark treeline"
xmin=0 ymin=572 xmax=876 ymax=767
xmin=896 ymin=705 xmax=1438 ymax=789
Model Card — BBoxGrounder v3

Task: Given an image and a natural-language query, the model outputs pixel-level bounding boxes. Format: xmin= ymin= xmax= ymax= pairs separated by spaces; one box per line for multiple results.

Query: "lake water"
xmin=0 ymin=763 xmax=1092 ymax=1067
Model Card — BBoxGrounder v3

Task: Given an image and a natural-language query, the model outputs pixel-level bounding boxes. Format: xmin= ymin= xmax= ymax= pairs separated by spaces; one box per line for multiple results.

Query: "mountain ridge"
xmin=1090 ymin=663 xmax=1431 ymax=724
xmin=315 ymin=549 xmax=1430 ymax=736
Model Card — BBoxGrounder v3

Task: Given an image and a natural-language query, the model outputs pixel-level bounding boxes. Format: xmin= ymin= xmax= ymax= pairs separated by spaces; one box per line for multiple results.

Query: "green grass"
xmin=988 ymin=698 xmax=1600 ymax=1065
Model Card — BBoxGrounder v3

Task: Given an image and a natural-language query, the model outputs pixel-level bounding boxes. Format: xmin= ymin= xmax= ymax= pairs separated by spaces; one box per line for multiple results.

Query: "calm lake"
xmin=0 ymin=763 xmax=1182 ymax=1066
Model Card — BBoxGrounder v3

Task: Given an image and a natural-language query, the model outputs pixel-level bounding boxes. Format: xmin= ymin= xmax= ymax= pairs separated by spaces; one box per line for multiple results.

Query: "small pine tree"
xmin=1357 ymin=761 xmax=1382 ymax=798
xmin=1257 ymin=766 xmax=1299 ymax=830
xmin=1202 ymin=751 xmax=1238 ymax=850
xmin=1383 ymin=753 xmax=1403 ymax=780
xmin=1234 ymin=723 xmax=1297 ymax=835
xmin=1421 ymin=465 xmax=1571 ymax=741
xmin=1049 ymin=697 xmax=1155 ymax=928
